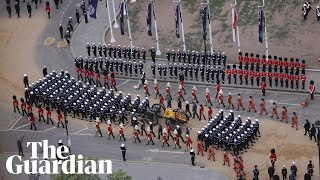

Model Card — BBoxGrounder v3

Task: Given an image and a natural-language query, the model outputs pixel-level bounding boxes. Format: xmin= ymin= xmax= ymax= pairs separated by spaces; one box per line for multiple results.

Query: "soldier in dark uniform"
xmin=169 ymin=63 xmax=173 ymax=78
xmin=184 ymin=64 xmax=188 ymax=80
xmin=222 ymin=52 xmax=227 ymax=67
xmin=163 ymin=64 xmax=167 ymax=79
xmin=192 ymin=51 xmax=196 ymax=64
xmin=136 ymin=47 xmax=140 ymax=59
xmin=14 ymin=2 xmax=20 ymax=18
xmin=150 ymin=47 xmax=156 ymax=63
xmin=86 ymin=43 xmax=91 ymax=56
xmin=196 ymin=52 xmax=201 ymax=65
xmin=158 ymin=64 xmax=162 ymax=78
xmin=200 ymin=65 xmax=205 ymax=81
xmin=6 ymin=5 xmax=12 ymax=18
xmin=187 ymin=50 xmax=191 ymax=64
xmin=133 ymin=62 xmax=138 ymax=77
xmin=120 ymin=144 xmax=126 ymax=161
xmin=138 ymin=61 xmax=143 ymax=75
xmin=113 ymin=45 xmax=117 ymax=58
xmin=27 ymin=2 xmax=32 ymax=18
xmin=151 ymin=63 xmax=156 ymax=78
xmin=209 ymin=66 xmax=214 ymax=82
xmin=217 ymin=52 xmax=222 ymax=66
xmin=166 ymin=49 xmax=171 ymax=61
xmin=205 ymin=65 xmax=210 ymax=82
xmin=189 ymin=64 xmax=194 ymax=80
xmin=98 ymin=43 xmax=102 ymax=57
xmin=194 ymin=64 xmax=199 ymax=81
xmin=182 ymin=51 xmax=186 ymax=63
xmin=221 ymin=67 xmax=225 ymax=84
xmin=128 ymin=61 xmax=133 ymax=76
xmin=177 ymin=50 xmax=181 ymax=62
xmin=43 ymin=66 xmax=48 ymax=77
xmin=142 ymin=48 xmax=146 ymax=60
xmin=171 ymin=50 xmax=176 ymax=62
xmin=132 ymin=47 xmax=137 ymax=59
xmin=211 ymin=52 xmax=216 ymax=66
xmin=201 ymin=51 xmax=206 ymax=65
xmin=174 ymin=63 xmax=178 ymax=79
xmin=124 ymin=61 xmax=128 ymax=76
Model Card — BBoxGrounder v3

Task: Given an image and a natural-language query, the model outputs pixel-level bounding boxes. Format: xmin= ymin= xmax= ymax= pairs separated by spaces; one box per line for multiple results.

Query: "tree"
xmin=51 ymin=157 xmax=101 ymax=180
xmin=107 ymin=170 xmax=132 ymax=180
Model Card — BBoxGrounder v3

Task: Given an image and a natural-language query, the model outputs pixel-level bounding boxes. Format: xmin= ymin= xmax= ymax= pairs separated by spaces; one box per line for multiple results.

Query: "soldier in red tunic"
xmin=95 ymin=118 xmax=103 ymax=137
xmin=208 ymin=107 xmax=213 ymax=119
xmin=227 ymin=92 xmax=235 ymax=109
xmin=205 ymin=88 xmax=212 ymax=106
xmin=107 ymin=120 xmax=115 ymax=139
xmin=28 ymin=112 xmax=37 ymax=131
xmin=96 ymin=69 xmax=102 ymax=87
xmin=255 ymin=54 xmax=261 ymax=71
xmin=103 ymin=70 xmax=110 ymax=89
xmin=165 ymin=82 xmax=171 ymax=100
xmin=271 ymin=102 xmax=279 ymax=119
xmin=244 ymin=68 xmax=249 ymax=85
xmin=207 ymin=144 xmax=215 ymax=161
xmin=197 ymin=140 xmax=204 ymax=156
xmin=173 ymin=129 xmax=181 ymax=149
xmin=284 ymin=58 xmax=289 ymax=74
xmin=249 ymin=53 xmax=255 ymax=71
xmin=133 ymin=125 xmax=141 ymax=143
xmin=248 ymin=96 xmax=257 ymax=113
xmin=161 ymin=128 xmax=170 ymax=147
xmin=262 ymin=55 xmax=267 ymax=67
xmin=244 ymin=53 xmax=249 ymax=70
xmin=301 ymin=60 xmax=306 ymax=71
xmin=274 ymin=71 xmax=279 ymax=87
xmin=77 ymin=66 xmax=83 ymax=81
xmin=57 ymin=110 xmax=65 ymax=128
xmin=13 ymin=95 xmax=20 ymax=114
xmin=281 ymin=106 xmax=288 ymax=123
xmin=146 ymin=127 xmax=155 ymax=145
xmin=259 ymin=99 xmax=267 ymax=115
xmin=89 ymin=68 xmax=95 ymax=85
xmin=84 ymin=68 xmax=89 ymax=83
xmin=238 ymin=66 xmax=243 ymax=85
xmin=238 ymin=52 xmax=243 ymax=67
xmin=255 ymin=70 xmax=260 ymax=87
xmin=249 ymin=71 xmax=255 ymax=86
xmin=199 ymin=104 xmax=206 ymax=120
xmin=111 ymin=75 xmax=118 ymax=91
xmin=223 ymin=151 xmax=230 ymax=166
xmin=226 ymin=65 xmax=232 ymax=84
xmin=185 ymin=134 xmax=192 ymax=152
xmin=309 ymin=80 xmax=316 ymax=100
xmin=260 ymin=79 xmax=267 ymax=96
xmin=232 ymin=64 xmax=238 ymax=84
xmin=38 ymin=105 xmax=45 ymax=122
xmin=153 ymin=79 xmax=160 ymax=99
xmin=119 ymin=123 xmax=126 ymax=141
xmin=280 ymin=73 xmax=285 ymax=88
xmin=289 ymin=73 xmax=295 ymax=89
xmin=27 ymin=101 xmax=32 ymax=114
xmin=217 ymin=91 xmax=225 ymax=108
xmin=267 ymin=67 xmax=273 ymax=87
xmin=191 ymin=86 xmax=198 ymax=103
xmin=143 ymin=80 xmax=151 ymax=97
xmin=46 ymin=107 xmax=54 ymax=125
xmin=177 ymin=84 xmax=185 ymax=101
xmin=295 ymin=72 xmax=300 ymax=89
xmin=215 ymin=82 xmax=221 ymax=98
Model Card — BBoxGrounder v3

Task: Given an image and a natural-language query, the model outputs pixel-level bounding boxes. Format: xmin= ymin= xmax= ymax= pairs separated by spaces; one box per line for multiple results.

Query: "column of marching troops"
xmin=233 ymin=52 xmax=311 ymax=91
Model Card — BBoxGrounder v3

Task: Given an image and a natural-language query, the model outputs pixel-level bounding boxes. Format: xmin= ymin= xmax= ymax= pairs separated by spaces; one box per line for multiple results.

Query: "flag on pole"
xmin=201 ymin=6 xmax=208 ymax=41
xmin=146 ymin=1 xmax=152 ymax=36
xmin=88 ymin=0 xmax=98 ymax=19
xmin=258 ymin=8 xmax=264 ymax=43
xmin=119 ymin=1 xmax=125 ymax=35
xmin=232 ymin=6 xmax=237 ymax=43
xmin=175 ymin=4 xmax=180 ymax=38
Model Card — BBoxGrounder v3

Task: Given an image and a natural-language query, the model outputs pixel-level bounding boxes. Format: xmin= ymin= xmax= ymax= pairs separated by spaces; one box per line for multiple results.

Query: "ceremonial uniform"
xmin=227 ymin=93 xmax=235 ymax=109
xmin=95 ymin=119 xmax=103 ymax=137
xmin=208 ymin=145 xmax=215 ymax=161
xmin=309 ymin=81 xmax=315 ymax=99
xmin=291 ymin=112 xmax=298 ymax=130
xmin=28 ymin=113 xmax=37 ymax=131
xmin=133 ymin=125 xmax=141 ymax=143
xmin=237 ymin=94 xmax=245 ymax=111
xmin=205 ymin=88 xmax=212 ymax=106
xmin=248 ymin=97 xmax=257 ymax=112
xmin=223 ymin=151 xmax=230 ymax=166
xmin=259 ymin=99 xmax=267 ymax=115
xmin=197 ymin=141 xmax=204 ymax=156
xmin=162 ymin=128 xmax=170 ymax=147
xmin=271 ymin=103 xmax=279 ymax=119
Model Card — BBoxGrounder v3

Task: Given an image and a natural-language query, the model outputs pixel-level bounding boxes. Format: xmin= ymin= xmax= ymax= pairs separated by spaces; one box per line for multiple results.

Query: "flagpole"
xmin=207 ymin=0 xmax=213 ymax=54
xmin=107 ymin=0 xmax=116 ymax=43
xmin=111 ymin=0 xmax=119 ymax=28
xmin=125 ymin=0 xmax=133 ymax=48
xmin=174 ymin=0 xmax=186 ymax=51
xmin=151 ymin=0 xmax=161 ymax=55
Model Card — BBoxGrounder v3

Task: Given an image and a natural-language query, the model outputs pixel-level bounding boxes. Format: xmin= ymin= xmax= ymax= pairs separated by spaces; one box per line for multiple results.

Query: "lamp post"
xmin=149 ymin=0 xmax=161 ymax=55
xmin=315 ymin=119 xmax=320 ymax=177
xmin=258 ymin=0 xmax=269 ymax=58
xmin=111 ymin=0 xmax=119 ymax=28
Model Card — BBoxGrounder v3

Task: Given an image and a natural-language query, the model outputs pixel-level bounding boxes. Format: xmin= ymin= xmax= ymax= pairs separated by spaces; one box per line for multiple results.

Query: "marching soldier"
xmin=238 ymin=52 xmax=243 ymax=67
xmin=250 ymin=70 xmax=255 ymax=86
xmin=255 ymin=70 xmax=260 ymax=86
xmin=260 ymin=79 xmax=267 ymax=96
xmin=146 ymin=127 xmax=155 ymax=145
xmin=23 ymin=74 xmax=29 ymax=88
xmin=86 ymin=43 xmax=91 ymax=56
xmin=138 ymin=61 xmax=144 ymax=75
xmin=190 ymin=148 xmax=196 ymax=166
xmin=13 ymin=95 xmax=20 ymax=114
xmin=142 ymin=48 xmax=146 ymax=60
xmin=158 ymin=64 xmax=162 ymax=78
xmin=189 ymin=64 xmax=194 ymax=80
xmin=217 ymin=91 xmax=225 ymax=108
xmin=185 ymin=134 xmax=192 ymax=152
xmin=153 ymin=79 xmax=160 ymax=99
xmin=133 ymin=125 xmax=141 ymax=143
xmin=226 ymin=65 xmax=231 ymax=84
xmin=150 ymin=47 xmax=156 ymax=63
xmin=244 ymin=53 xmax=249 ymax=70
xmin=197 ymin=140 xmax=204 ymax=156
xmin=208 ymin=144 xmax=215 ymax=161
xmin=205 ymin=88 xmax=212 ymax=106
xmin=267 ymin=67 xmax=273 ymax=87
xmin=238 ymin=66 xmax=243 ymax=85
xmin=191 ymin=86 xmax=199 ymax=103
xmin=291 ymin=112 xmax=298 ymax=130
xmin=259 ymin=99 xmax=267 ymax=115
xmin=227 ymin=93 xmax=235 ymax=109
xmin=166 ymin=49 xmax=171 ymax=61
xmin=119 ymin=123 xmax=126 ymax=141
xmin=208 ymin=107 xmax=213 ymax=119
xmin=98 ymin=43 xmax=102 ymax=57
xmin=163 ymin=64 xmax=167 ymax=79
xmin=15 ymin=2 xmax=20 ymax=18
xmin=223 ymin=151 xmax=230 ymax=166
xmin=144 ymin=80 xmax=151 ymax=97
xmin=309 ymin=80 xmax=315 ymax=100
xmin=295 ymin=71 xmax=300 ymax=89
xmin=162 ymin=128 xmax=170 ymax=147
xmin=281 ymin=106 xmax=288 ymax=123
xmin=92 ymin=43 xmax=97 ymax=57
xmin=248 ymin=96 xmax=257 ymax=112
xmin=57 ymin=110 xmax=65 ymax=128
xmin=46 ymin=107 xmax=54 ymax=124
xmin=244 ymin=68 xmax=249 ymax=85
xmin=151 ymin=63 xmax=156 ymax=78
xmin=95 ymin=118 xmax=103 ymax=137
xmin=200 ymin=65 xmax=205 ymax=81
xmin=255 ymin=54 xmax=261 ymax=71
xmin=285 ymin=72 xmax=289 ymax=88
xmin=38 ymin=105 xmax=45 ymax=122
xmin=205 ymin=65 xmax=210 ymax=82
xmin=271 ymin=102 xmax=279 ymax=119
xmin=168 ymin=63 xmax=173 ymax=78
xmin=133 ymin=62 xmax=138 ymax=76
xmin=199 ymin=104 xmax=206 ymax=120
xmin=106 ymin=120 xmax=115 ymax=139
xmin=173 ymin=129 xmax=181 ymax=149
xmin=28 ymin=112 xmax=37 ymax=131
xmin=128 ymin=61 xmax=133 ymax=76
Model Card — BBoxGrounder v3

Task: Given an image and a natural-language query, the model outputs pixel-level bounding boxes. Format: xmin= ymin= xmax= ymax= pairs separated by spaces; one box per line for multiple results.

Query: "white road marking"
xmin=14 ymin=123 xmax=30 ymax=130
xmin=8 ymin=116 xmax=23 ymax=130
xmin=147 ymin=149 xmax=185 ymax=154
xmin=70 ymin=123 xmax=88 ymax=134
xmin=60 ymin=0 xmax=75 ymax=25
xmin=117 ymin=80 xmax=130 ymax=88
xmin=44 ymin=126 xmax=57 ymax=132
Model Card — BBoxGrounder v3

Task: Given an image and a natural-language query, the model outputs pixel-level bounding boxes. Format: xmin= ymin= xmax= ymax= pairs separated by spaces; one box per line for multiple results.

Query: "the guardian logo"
xmin=6 ymin=140 xmax=112 ymax=175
